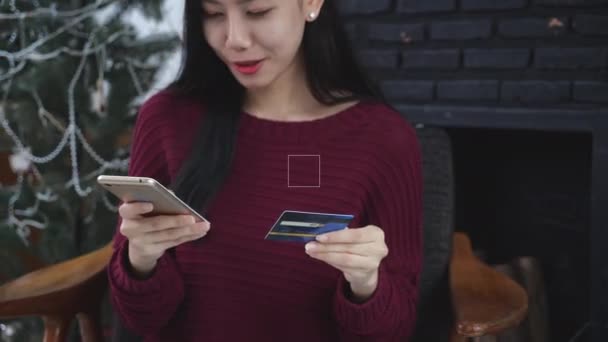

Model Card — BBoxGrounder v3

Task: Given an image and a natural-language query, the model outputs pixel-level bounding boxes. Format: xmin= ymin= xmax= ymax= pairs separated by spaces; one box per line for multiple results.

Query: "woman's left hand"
xmin=304 ymin=225 xmax=389 ymax=302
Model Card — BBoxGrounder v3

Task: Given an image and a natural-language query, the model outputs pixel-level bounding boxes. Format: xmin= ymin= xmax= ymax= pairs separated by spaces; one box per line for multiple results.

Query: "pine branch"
xmin=0 ymin=0 xmax=175 ymax=262
xmin=0 ymin=0 xmax=116 ymax=20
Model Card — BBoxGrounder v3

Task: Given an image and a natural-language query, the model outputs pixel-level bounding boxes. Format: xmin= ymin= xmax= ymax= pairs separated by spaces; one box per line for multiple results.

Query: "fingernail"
xmin=316 ymin=235 xmax=328 ymax=242
xmin=305 ymin=242 xmax=317 ymax=251
xmin=144 ymin=203 xmax=153 ymax=211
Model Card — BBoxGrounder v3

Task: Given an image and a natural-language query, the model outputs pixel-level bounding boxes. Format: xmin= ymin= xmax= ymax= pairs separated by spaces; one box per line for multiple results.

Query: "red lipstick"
xmin=233 ymin=59 xmax=264 ymax=75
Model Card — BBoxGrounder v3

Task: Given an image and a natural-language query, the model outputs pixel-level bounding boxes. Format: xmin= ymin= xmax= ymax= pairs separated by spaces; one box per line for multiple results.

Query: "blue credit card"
xmin=265 ymin=210 xmax=354 ymax=243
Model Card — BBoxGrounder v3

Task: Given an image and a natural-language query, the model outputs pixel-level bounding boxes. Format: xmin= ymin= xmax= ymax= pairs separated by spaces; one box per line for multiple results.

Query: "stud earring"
xmin=307 ymin=12 xmax=316 ymax=20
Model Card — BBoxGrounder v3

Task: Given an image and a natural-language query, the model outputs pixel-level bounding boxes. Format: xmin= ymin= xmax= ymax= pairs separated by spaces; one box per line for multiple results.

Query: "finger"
xmin=307 ymin=252 xmax=379 ymax=271
xmin=140 ymin=215 xmax=197 ymax=233
xmin=120 ymin=215 xmax=198 ymax=238
xmin=316 ymin=226 xmax=382 ymax=244
xmin=145 ymin=222 xmax=209 ymax=244
xmin=157 ymin=231 xmax=207 ymax=250
xmin=305 ymin=241 xmax=379 ymax=256
xmin=119 ymin=202 xmax=153 ymax=219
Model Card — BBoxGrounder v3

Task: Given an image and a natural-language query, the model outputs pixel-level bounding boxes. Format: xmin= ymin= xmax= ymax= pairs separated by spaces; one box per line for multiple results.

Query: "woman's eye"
xmin=247 ymin=8 xmax=272 ymax=17
xmin=202 ymin=10 xmax=223 ymax=18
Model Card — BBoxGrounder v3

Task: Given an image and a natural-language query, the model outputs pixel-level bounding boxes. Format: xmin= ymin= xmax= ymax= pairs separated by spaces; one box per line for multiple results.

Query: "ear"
xmin=303 ymin=0 xmax=325 ymax=22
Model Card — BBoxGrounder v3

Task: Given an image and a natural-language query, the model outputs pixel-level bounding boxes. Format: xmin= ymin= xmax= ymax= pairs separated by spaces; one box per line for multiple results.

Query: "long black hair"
xmin=168 ymin=0 xmax=384 ymax=217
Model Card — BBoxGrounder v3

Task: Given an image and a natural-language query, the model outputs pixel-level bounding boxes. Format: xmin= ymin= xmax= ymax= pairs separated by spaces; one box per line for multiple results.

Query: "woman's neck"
xmin=243 ymin=54 xmax=322 ymax=122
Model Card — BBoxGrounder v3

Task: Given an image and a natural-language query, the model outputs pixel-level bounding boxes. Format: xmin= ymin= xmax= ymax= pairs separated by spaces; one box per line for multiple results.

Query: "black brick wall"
xmin=337 ymin=1 xmax=608 ymax=341
xmin=339 ymin=0 xmax=608 ymax=108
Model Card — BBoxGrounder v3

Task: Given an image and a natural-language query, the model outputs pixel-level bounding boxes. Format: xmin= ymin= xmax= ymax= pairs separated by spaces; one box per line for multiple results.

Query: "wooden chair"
xmin=0 ymin=244 xmax=112 ymax=342
xmin=0 ymin=126 xmax=528 ymax=341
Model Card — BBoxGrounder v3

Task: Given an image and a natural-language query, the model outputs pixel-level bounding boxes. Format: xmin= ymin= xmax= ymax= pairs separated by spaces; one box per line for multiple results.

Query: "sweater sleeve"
xmin=333 ymin=116 xmax=423 ymax=341
xmin=107 ymin=92 xmax=185 ymax=335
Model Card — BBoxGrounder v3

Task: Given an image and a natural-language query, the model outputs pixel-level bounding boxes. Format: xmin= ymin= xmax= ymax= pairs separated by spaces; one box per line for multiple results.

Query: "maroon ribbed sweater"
xmin=107 ymin=90 xmax=423 ymax=341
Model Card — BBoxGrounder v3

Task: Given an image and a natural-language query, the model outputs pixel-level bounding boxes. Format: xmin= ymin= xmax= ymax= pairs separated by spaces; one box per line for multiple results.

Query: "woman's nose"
xmin=225 ymin=17 xmax=251 ymax=50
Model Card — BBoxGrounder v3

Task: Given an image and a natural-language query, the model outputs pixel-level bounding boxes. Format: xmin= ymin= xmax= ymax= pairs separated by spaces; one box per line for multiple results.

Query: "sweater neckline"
xmin=237 ymin=100 xmax=368 ymax=143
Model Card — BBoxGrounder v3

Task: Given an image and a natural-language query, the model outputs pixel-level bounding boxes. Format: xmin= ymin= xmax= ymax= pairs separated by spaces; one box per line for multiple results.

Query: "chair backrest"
xmin=411 ymin=125 xmax=455 ymax=341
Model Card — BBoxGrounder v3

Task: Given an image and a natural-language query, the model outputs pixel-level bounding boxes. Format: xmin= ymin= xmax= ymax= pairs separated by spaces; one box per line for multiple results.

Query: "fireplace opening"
xmin=447 ymin=128 xmax=592 ymax=341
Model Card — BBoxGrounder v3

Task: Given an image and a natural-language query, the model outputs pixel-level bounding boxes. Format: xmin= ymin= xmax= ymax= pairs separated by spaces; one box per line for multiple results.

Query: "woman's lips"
xmin=233 ymin=59 xmax=264 ymax=75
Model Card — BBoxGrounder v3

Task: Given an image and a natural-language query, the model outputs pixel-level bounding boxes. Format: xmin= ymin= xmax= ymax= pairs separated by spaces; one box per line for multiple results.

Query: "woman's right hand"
xmin=119 ymin=202 xmax=211 ymax=277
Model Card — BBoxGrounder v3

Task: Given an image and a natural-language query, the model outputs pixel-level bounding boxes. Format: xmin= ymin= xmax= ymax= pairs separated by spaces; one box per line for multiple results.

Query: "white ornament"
xmin=0 ymin=322 xmax=16 ymax=337
xmin=91 ymin=79 xmax=110 ymax=117
xmin=9 ymin=148 xmax=32 ymax=173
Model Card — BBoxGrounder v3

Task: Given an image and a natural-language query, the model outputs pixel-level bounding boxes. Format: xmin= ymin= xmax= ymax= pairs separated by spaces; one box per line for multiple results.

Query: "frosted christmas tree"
xmin=0 ymin=0 xmax=178 ymax=339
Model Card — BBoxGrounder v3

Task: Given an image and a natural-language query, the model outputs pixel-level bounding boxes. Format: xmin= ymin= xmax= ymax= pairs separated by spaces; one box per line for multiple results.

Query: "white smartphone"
xmin=97 ymin=175 xmax=208 ymax=222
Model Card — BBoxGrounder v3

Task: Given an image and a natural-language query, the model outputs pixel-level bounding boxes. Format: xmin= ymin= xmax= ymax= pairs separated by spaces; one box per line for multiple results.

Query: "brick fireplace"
xmin=338 ymin=0 xmax=608 ymax=341
xmin=451 ymin=127 xmax=592 ymax=340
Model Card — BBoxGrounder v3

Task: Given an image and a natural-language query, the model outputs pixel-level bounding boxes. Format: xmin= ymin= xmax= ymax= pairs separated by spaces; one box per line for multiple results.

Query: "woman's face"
xmin=201 ymin=0 xmax=320 ymax=90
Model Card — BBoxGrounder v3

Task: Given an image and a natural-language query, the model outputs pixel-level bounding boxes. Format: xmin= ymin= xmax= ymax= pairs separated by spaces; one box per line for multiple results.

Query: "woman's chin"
xmin=235 ymin=77 xmax=272 ymax=90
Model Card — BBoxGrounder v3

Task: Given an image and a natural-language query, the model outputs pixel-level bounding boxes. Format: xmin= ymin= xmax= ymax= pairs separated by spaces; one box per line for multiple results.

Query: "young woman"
xmin=108 ymin=0 xmax=423 ymax=341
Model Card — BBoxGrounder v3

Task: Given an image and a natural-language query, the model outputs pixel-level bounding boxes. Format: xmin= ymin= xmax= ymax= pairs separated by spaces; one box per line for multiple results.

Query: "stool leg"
xmin=77 ymin=309 xmax=103 ymax=342
xmin=42 ymin=315 xmax=71 ymax=342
